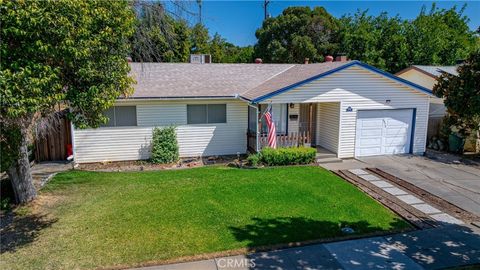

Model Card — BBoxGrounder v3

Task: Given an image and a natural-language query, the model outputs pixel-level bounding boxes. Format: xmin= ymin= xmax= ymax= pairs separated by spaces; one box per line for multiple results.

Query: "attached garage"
xmin=355 ymin=109 xmax=414 ymax=157
xmin=253 ymin=61 xmax=432 ymax=159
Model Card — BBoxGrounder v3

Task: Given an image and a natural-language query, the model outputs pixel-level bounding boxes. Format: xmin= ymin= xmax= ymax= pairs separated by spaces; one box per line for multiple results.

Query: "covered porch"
xmin=247 ymin=102 xmax=340 ymax=156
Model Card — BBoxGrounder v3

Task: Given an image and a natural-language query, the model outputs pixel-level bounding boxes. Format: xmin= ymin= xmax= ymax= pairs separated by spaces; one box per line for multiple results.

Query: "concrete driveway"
xmin=359 ymin=153 xmax=480 ymax=216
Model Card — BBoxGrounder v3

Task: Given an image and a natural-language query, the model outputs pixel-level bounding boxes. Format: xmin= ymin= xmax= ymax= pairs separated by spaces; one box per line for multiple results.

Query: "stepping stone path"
xmin=348 ymin=169 xmax=464 ymax=225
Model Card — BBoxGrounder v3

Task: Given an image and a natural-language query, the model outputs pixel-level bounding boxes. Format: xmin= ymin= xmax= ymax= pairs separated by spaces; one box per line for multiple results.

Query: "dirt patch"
xmin=29 ymin=194 xmax=65 ymax=213
xmin=77 ymin=155 xmax=246 ymax=172
xmin=0 ymin=195 xmax=60 ymax=254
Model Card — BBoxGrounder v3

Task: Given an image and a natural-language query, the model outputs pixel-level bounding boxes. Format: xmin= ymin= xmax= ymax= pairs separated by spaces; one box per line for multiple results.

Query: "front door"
xmin=299 ymin=103 xmax=317 ymax=145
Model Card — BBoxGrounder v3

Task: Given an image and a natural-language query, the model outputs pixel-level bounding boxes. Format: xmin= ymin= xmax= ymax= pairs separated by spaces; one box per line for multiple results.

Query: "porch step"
xmin=316 ymin=152 xmax=337 ymax=159
xmin=316 ymin=157 xmax=343 ymax=164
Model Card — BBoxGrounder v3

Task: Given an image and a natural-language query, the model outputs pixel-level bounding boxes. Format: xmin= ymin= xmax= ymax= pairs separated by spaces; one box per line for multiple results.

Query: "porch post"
xmin=256 ymin=105 xmax=260 ymax=152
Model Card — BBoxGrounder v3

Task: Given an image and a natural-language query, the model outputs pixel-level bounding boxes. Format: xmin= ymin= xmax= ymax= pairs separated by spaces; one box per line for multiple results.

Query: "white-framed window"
xmin=102 ymin=106 xmax=137 ymax=127
xmin=187 ymin=104 xmax=227 ymax=124
xmin=259 ymin=104 xmax=287 ymax=134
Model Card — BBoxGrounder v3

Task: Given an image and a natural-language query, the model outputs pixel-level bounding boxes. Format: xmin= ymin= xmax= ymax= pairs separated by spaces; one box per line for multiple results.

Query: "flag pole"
xmin=259 ymin=103 xmax=272 ymax=121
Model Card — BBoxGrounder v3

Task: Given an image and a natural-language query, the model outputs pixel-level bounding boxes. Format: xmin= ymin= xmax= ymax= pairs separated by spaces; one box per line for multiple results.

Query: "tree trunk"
xmin=477 ymin=130 xmax=480 ymax=154
xmin=7 ymin=127 xmax=37 ymax=204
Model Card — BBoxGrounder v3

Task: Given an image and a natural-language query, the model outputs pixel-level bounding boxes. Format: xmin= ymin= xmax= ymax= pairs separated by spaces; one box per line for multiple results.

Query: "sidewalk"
xmin=131 ymin=224 xmax=480 ymax=270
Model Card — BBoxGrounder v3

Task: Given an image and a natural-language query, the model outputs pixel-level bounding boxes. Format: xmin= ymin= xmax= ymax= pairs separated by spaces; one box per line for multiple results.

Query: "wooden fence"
xmin=35 ymin=117 xmax=72 ymax=162
xmin=427 ymin=117 xmax=443 ymax=139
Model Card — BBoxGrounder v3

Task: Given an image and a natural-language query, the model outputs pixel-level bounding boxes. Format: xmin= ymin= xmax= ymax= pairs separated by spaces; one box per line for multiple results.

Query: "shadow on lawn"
xmin=229 ymin=216 xmax=406 ymax=249
xmin=0 ymin=212 xmax=57 ymax=253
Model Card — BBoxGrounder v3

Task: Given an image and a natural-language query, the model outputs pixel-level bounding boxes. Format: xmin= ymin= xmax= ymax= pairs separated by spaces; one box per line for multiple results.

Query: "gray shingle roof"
xmin=129 ymin=63 xmax=294 ymax=98
xmin=241 ymin=61 xmax=351 ymax=100
xmin=128 ymin=62 xmax=352 ymax=100
xmin=412 ymin=65 xmax=459 ymax=77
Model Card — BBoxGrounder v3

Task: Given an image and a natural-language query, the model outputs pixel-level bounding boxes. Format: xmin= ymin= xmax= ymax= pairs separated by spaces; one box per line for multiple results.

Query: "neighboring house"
xmin=72 ymin=60 xmax=433 ymax=163
xmin=396 ymin=65 xmax=458 ymax=137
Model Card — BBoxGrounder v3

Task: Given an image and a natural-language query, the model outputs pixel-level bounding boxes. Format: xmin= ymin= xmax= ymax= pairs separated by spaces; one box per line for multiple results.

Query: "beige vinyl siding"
xmin=316 ymin=103 xmax=340 ymax=153
xmin=73 ymin=99 xmax=247 ymax=163
xmin=263 ymin=65 xmax=430 ymax=158
xmin=288 ymin=104 xmax=300 ymax=133
xmin=396 ymin=69 xmax=437 ymax=90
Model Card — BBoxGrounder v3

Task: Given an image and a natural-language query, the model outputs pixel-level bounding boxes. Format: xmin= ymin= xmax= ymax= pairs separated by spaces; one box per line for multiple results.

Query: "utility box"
xmin=190 ymin=54 xmax=211 ymax=64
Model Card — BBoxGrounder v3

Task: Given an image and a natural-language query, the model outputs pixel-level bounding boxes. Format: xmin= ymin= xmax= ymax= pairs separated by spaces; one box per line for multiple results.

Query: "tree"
xmin=339 ymin=4 xmax=476 ymax=73
xmin=131 ymin=1 xmax=191 ymax=62
xmin=433 ymin=50 xmax=480 ymax=136
xmin=255 ymin=7 xmax=340 ymax=63
xmin=339 ymin=12 xmax=409 ymax=73
xmin=1 ymin=0 xmax=135 ymax=203
xmin=190 ymin=23 xmax=210 ymax=54
xmin=210 ymin=33 xmax=226 ymax=63
xmin=407 ymin=4 xmax=475 ymax=67
xmin=209 ymin=33 xmax=254 ymax=63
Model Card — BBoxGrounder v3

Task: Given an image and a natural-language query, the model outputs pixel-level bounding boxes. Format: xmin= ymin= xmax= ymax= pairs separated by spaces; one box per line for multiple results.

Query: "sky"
xmin=178 ymin=1 xmax=480 ymax=47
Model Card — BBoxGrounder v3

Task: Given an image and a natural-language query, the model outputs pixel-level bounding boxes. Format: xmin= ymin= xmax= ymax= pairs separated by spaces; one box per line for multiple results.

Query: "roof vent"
xmin=190 ymin=54 xmax=211 ymax=64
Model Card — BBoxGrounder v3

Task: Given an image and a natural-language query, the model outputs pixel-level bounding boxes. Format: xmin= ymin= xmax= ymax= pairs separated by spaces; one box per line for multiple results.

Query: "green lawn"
xmin=1 ymin=166 xmax=410 ymax=269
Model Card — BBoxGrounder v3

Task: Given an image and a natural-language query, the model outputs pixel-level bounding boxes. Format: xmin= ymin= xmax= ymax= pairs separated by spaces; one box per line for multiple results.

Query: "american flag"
xmin=264 ymin=106 xmax=277 ymax=149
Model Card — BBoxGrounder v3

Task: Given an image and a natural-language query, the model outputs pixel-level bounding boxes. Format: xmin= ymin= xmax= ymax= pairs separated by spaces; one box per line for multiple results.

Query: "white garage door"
xmin=355 ymin=109 xmax=413 ymax=157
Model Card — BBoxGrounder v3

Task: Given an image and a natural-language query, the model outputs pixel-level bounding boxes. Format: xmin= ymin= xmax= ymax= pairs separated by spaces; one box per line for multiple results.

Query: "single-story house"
xmin=396 ymin=65 xmax=458 ymax=120
xmin=72 ymin=60 xmax=433 ymax=163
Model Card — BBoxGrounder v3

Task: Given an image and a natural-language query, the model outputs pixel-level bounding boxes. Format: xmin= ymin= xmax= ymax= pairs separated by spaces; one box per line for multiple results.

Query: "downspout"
xmin=246 ymin=101 xmax=260 ymax=153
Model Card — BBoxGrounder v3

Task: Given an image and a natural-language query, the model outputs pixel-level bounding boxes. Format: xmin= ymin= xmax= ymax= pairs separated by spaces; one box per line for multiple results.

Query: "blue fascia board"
xmin=250 ymin=60 xmax=433 ymax=104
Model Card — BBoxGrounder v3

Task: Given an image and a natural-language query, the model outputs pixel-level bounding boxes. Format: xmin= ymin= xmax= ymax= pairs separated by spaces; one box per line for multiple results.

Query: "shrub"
xmin=246 ymin=153 xmax=261 ymax=167
xmin=249 ymin=146 xmax=316 ymax=167
xmin=151 ymin=126 xmax=179 ymax=164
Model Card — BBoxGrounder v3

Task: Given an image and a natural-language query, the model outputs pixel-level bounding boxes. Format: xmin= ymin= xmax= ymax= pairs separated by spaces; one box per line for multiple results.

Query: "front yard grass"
xmin=1 ymin=166 xmax=410 ymax=269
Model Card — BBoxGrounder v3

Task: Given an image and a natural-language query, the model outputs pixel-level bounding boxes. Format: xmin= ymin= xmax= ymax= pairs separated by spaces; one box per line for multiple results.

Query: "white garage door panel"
xmin=355 ymin=109 xmax=413 ymax=157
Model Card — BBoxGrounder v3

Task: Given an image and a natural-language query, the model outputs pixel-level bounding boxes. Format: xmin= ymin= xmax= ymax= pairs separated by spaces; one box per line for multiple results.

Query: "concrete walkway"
xmin=359 ymin=154 xmax=480 ymax=216
xmin=132 ymin=224 xmax=480 ymax=270
xmin=31 ymin=161 xmax=72 ymax=188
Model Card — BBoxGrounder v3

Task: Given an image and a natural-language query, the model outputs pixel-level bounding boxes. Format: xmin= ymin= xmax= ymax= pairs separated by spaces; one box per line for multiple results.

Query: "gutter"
xmin=116 ymin=95 xmax=238 ymax=101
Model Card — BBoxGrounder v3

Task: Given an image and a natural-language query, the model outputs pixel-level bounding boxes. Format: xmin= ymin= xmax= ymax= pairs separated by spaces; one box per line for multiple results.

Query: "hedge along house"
xmin=72 ymin=59 xmax=433 ymax=163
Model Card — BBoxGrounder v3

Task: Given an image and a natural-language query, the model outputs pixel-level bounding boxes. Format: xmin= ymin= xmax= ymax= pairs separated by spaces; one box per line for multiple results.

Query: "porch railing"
xmin=248 ymin=131 xmax=312 ymax=152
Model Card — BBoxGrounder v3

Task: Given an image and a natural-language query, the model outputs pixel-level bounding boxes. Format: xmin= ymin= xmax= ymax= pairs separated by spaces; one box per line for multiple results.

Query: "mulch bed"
xmin=77 ymin=155 xmax=244 ymax=172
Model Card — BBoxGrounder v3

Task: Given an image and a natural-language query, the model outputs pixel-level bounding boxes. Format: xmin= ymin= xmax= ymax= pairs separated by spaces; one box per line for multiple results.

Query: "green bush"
xmin=246 ymin=153 xmax=261 ymax=167
xmin=247 ymin=147 xmax=316 ymax=167
xmin=151 ymin=126 xmax=179 ymax=164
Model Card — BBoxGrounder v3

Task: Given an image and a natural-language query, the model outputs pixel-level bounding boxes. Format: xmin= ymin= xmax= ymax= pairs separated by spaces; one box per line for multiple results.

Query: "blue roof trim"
xmin=250 ymin=60 xmax=433 ymax=103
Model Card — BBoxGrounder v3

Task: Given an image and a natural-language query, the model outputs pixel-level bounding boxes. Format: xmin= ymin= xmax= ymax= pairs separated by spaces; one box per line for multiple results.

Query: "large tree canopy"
xmin=433 ymin=50 xmax=480 ymax=135
xmin=255 ymin=7 xmax=340 ymax=63
xmin=339 ymin=12 xmax=410 ymax=73
xmin=339 ymin=4 xmax=476 ymax=73
xmin=1 ymin=0 xmax=135 ymax=203
xmin=253 ymin=4 xmax=476 ymax=73
xmin=406 ymin=5 xmax=475 ymax=66
xmin=131 ymin=1 xmax=191 ymax=62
